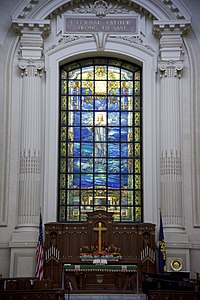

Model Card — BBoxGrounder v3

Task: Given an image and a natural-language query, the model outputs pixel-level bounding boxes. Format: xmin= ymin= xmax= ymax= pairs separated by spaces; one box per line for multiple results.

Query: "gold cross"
xmin=93 ymin=222 xmax=107 ymax=251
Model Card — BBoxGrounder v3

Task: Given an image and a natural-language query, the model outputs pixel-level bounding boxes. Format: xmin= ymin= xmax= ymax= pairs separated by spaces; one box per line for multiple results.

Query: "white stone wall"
xmin=0 ymin=0 xmax=199 ymax=279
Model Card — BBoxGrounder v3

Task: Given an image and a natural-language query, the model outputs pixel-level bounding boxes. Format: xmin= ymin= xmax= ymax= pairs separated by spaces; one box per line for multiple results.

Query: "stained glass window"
xmin=58 ymin=58 xmax=142 ymax=222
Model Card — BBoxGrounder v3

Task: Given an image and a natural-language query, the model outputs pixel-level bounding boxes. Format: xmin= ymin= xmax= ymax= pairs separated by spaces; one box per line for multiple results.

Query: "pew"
xmin=0 ymin=277 xmax=64 ymax=300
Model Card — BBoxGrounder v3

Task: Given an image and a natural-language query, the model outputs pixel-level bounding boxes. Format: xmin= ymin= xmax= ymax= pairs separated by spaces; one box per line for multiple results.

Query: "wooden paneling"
xmin=44 ymin=210 xmax=156 ymax=289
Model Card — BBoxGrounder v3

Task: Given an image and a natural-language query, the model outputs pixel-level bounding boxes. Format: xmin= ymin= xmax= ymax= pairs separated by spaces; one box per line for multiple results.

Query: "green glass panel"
xmin=60 ymin=142 xmax=66 ymax=157
xmin=60 ymin=158 xmax=66 ymax=173
xmin=135 ymin=191 xmax=141 ymax=205
xmin=60 ymin=174 xmax=66 ymax=189
xmin=61 ymin=70 xmax=67 ymax=79
xmin=67 ymin=206 xmax=80 ymax=221
xmin=135 ymin=175 xmax=141 ymax=189
xmin=61 ymin=80 xmax=67 ymax=94
xmin=135 ymin=112 xmax=140 ymax=126
xmin=59 ymin=206 xmax=65 ymax=221
xmin=135 ymin=97 xmax=140 ymax=110
xmin=135 ymin=143 xmax=140 ymax=157
xmin=60 ymin=190 xmax=66 ymax=205
xmin=121 ymin=207 xmax=134 ymax=221
xmin=135 ymin=159 xmax=140 ymax=174
xmin=135 ymin=71 xmax=140 ymax=80
xmin=61 ymin=111 xmax=67 ymax=126
xmin=135 ymin=81 xmax=140 ymax=95
xmin=61 ymin=96 xmax=67 ymax=110
xmin=135 ymin=127 xmax=140 ymax=141
xmin=61 ymin=127 xmax=66 ymax=141
xmin=135 ymin=207 xmax=141 ymax=222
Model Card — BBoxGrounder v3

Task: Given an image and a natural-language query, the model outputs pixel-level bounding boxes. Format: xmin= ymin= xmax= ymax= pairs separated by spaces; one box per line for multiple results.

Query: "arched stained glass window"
xmin=58 ymin=58 xmax=143 ymax=222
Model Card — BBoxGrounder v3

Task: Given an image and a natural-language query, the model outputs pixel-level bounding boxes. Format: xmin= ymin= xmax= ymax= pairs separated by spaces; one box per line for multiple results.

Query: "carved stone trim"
xmin=153 ymin=20 xmax=191 ymax=36
xmin=12 ymin=19 xmax=51 ymax=37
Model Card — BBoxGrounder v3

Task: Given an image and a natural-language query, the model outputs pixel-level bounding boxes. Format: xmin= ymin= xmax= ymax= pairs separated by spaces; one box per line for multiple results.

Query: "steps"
xmin=65 ymin=294 xmax=147 ymax=300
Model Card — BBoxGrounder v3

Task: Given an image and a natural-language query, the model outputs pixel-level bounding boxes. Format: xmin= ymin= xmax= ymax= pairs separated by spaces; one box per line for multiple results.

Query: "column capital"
xmin=19 ymin=58 xmax=44 ymax=76
xmin=158 ymin=60 xmax=183 ymax=77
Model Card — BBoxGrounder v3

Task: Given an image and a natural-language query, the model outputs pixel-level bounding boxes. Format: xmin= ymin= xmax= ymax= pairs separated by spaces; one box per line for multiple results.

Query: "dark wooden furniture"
xmin=0 ymin=277 xmax=64 ymax=300
xmin=44 ymin=210 xmax=156 ymax=291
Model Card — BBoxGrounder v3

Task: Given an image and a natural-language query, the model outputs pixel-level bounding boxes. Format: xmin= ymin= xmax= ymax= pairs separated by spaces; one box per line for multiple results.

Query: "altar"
xmin=62 ymin=264 xmax=138 ymax=292
xmin=44 ymin=211 xmax=156 ymax=292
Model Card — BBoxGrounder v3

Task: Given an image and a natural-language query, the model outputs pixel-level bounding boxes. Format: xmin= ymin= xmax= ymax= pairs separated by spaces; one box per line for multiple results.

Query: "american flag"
xmin=35 ymin=213 xmax=44 ymax=280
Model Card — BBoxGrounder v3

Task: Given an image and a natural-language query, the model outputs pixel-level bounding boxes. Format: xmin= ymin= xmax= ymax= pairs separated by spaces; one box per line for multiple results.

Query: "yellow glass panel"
xmin=95 ymin=81 xmax=107 ymax=94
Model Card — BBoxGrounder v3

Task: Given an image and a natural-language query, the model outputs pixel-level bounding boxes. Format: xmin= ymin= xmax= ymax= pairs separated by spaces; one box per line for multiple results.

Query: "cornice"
xmin=153 ymin=19 xmax=191 ymax=36
xmin=12 ymin=19 xmax=51 ymax=37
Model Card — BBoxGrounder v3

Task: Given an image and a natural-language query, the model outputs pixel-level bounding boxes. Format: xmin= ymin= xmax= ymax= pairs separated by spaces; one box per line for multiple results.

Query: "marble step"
xmin=65 ymin=294 xmax=147 ymax=300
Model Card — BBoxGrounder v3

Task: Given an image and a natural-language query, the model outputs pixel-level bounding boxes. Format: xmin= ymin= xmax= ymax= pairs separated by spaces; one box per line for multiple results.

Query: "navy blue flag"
xmin=158 ymin=212 xmax=167 ymax=273
xmin=35 ymin=213 xmax=44 ymax=280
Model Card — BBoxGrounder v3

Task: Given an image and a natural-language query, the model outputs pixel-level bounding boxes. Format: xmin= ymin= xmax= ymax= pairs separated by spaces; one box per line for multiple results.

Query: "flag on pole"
xmin=35 ymin=213 xmax=44 ymax=280
xmin=158 ymin=212 xmax=167 ymax=273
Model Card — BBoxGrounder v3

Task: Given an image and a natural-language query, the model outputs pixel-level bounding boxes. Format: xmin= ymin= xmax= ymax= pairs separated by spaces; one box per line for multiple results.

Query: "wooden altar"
xmin=44 ymin=210 xmax=156 ymax=292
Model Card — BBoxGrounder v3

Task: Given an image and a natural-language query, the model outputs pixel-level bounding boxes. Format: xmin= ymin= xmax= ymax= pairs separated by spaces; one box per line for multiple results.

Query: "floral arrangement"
xmin=80 ymin=240 xmax=122 ymax=260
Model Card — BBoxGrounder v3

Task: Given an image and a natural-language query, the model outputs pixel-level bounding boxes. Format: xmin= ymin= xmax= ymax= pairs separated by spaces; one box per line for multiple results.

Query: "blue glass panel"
xmin=81 ymin=143 xmax=93 ymax=157
xmin=108 ymin=174 xmax=120 ymax=188
xmin=108 ymin=112 xmax=120 ymax=125
xmin=108 ymin=159 xmax=120 ymax=173
xmin=81 ymin=158 xmax=93 ymax=172
xmin=94 ymin=161 xmax=106 ymax=173
xmin=95 ymin=96 xmax=107 ymax=110
xmin=74 ymin=111 xmax=81 ymax=125
xmin=81 ymin=174 xmax=93 ymax=188
xmin=108 ymin=127 xmax=120 ymax=142
xmin=73 ymin=142 xmax=80 ymax=156
xmin=73 ymin=127 xmax=80 ymax=141
xmin=121 ymin=174 xmax=128 ymax=187
xmin=121 ymin=143 xmax=128 ymax=157
xmin=121 ymin=159 xmax=128 ymax=173
xmin=81 ymin=111 xmax=93 ymax=125
xmin=94 ymin=174 xmax=106 ymax=186
xmin=73 ymin=158 xmax=80 ymax=172
xmin=108 ymin=143 xmax=120 ymax=157
xmin=73 ymin=174 xmax=80 ymax=187
xmin=108 ymin=97 xmax=120 ymax=110
xmin=121 ymin=112 xmax=128 ymax=126
xmin=121 ymin=127 xmax=128 ymax=142
xmin=81 ymin=127 xmax=93 ymax=142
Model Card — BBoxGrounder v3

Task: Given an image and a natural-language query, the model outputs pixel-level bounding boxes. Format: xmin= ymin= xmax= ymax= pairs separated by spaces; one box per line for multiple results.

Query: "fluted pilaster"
xmin=12 ymin=20 xmax=50 ymax=228
xmin=153 ymin=21 xmax=190 ymax=230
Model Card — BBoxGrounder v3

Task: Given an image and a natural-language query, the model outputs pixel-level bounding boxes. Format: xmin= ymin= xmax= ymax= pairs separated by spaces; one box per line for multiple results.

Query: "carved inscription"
xmin=63 ymin=15 xmax=138 ymax=35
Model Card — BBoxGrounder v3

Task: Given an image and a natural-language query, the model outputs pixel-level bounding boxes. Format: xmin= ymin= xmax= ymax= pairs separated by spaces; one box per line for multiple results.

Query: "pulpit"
xmin=44 ymin=210 xmax=156 ymax=292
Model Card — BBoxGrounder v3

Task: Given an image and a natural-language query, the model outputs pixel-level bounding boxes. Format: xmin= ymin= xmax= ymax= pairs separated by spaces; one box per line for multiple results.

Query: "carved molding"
xmin=12 ymin=19 xmax=51 ymax=38
xmin=153 ymin=20 xmax=191 ymax=36
xmin=11 ymin=0 xmax=188 ymax=21
xmin=160 ymin=150 xmax=182 ymax=176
